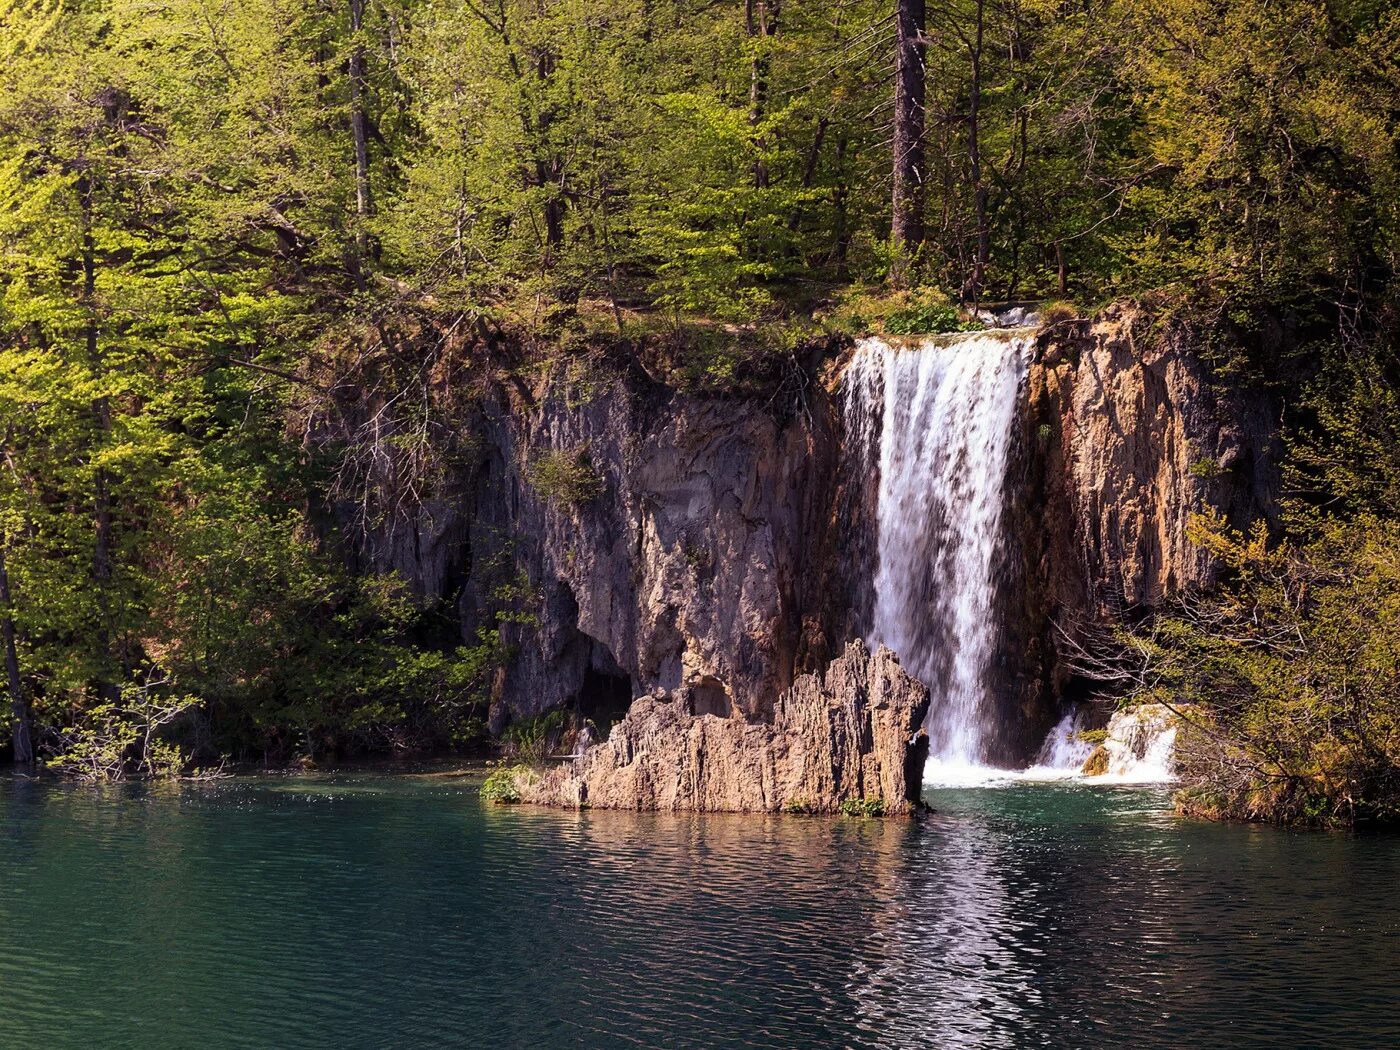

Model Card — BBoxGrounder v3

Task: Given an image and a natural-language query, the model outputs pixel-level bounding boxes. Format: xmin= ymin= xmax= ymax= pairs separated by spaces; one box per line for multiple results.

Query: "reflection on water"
xmin=852 ymin=805 xmax=1035 ymax=1048
xmin=2 ymin=774 xmax=1399 ymax=1048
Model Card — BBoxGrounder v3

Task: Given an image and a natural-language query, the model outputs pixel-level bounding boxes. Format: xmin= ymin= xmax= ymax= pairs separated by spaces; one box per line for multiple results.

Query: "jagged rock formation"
xmin=486 ymin=366 xmax=834 ymax=727
xmin=1023 ymin=304 xmax=1278 ymax=617
xmin=516 ymin=640 xmax=930 ymax=813
xmin=1004 ymin=304 xmax=1280 ymax=726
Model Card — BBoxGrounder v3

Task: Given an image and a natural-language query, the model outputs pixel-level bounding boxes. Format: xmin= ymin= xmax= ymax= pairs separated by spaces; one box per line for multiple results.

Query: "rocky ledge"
xmin=516 ymin=640 xmax=930 ymax=813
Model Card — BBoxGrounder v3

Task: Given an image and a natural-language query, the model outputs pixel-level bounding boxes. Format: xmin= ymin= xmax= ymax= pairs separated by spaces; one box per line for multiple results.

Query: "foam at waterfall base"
xmin=922 ymin=756 xmax=1178 ymax=788
xmin=922 ymin=755 xmax=1083 ymax=788
xmin=923 ymin=718 xmax=1180 ymax=788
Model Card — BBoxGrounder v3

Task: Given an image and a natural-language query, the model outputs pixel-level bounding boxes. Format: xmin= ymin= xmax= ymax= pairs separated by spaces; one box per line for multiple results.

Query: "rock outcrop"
xmin=1004 ymin=304 xmax=1280 ymax=725
xmin=329 ymin=304 xmax=1278 ymax=783
xmin=1022 ymin=304 xmax=1278 ymax=618
xmin=516 ymin=640 xmax=930 ymax=813
xmin=332 ymin=344 xmax=853 ymax=730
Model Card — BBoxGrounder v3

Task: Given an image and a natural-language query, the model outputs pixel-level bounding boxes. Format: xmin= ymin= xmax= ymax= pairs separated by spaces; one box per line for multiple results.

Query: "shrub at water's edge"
xmin=838 ymin=798 xmax=887 ymax=818
xmin=481 ymin=766 xmax=528 ymax=805
xmin=1090 ymin=513 xmax=1400 ymax=828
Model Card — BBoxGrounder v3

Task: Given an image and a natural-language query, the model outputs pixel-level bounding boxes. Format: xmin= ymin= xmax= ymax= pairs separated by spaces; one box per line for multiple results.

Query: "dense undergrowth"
xmin=1120 ymin=516 xmax=1400 ymax=828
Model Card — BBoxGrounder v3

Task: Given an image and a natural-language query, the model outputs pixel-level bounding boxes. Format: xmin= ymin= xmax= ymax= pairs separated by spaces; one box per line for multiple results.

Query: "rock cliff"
xmin=480 ymin=352 xmax=852 ymax=728
xmin=516 ymin=640 xmax=930 ymax=813
xmin=1006 ymin=305 xmax=1279 ymax=720
xmin=331 ymin=303 xmax=1279 ymax=792
xmin=1023 ymin=304 xmax=1278 ymax=616
xmin=331 ymin=343 xmax=853 ymax=732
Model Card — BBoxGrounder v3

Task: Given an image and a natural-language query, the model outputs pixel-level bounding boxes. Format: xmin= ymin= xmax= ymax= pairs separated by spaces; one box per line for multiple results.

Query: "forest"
xmin=1 ymin=0 xmax=1399 ymax=822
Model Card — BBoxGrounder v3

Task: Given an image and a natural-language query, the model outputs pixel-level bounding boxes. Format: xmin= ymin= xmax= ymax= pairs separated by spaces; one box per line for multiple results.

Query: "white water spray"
xmin=844 ymin=331 xmax=1032 ymax=784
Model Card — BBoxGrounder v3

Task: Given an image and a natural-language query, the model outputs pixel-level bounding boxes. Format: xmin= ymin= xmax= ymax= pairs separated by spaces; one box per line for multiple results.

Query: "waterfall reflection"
xmin=849 ymin=809 xmax=1033 ymax=1048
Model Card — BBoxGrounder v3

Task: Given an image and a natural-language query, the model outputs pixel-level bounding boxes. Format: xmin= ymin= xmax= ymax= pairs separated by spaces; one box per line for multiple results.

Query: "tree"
xmin=0 ymin=537 xmax=30 ymax=764
xmin=891 ymin=0 xmax=926 ymax=286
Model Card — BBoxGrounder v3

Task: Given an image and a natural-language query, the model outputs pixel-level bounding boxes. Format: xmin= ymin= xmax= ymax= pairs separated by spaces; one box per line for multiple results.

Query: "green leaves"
xmin=1121 ymin=0 xmax=1398 ymax=308
xmin=1126 ymin=515 xmax=1400 ymax=826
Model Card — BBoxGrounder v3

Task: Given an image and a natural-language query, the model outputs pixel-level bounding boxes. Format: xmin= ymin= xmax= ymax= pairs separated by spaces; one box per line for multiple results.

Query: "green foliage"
xmin=481 ymin=765 xmax=526 ymax=805
xmin=45 ymin=686 xmax=202 ymax=782
xmin=1188 ymin=457 xmax=1222 ymax=480
xmin=1075 ymin=729 xmax=1109 ymax=746
xmin=1111 ymin=512 xmax=1400 ymax=826
xmin=653 ymin=322 xmax=800 ymax=394
xmin=1287 ymin=333 xmax=1400 ymax=523
xmin=1 ymin=0 xmax=1398 ymax=789
xmin=825 ymin=287 xmax=980 ymax=337
xmin=502 ymin=710 xmax=570 ymax=762
xmin=1039 ymin=301 xmax=1081 ymax=327
xmin=883 ymin=304 xmax=980 ymax=337
xmin=1116 ymin=0 xmax=1398 ymax=313
xmin=525 ymin=449 xmax=605 ymax=507
xmin=838 ymin=797 xmax=887 ymax=818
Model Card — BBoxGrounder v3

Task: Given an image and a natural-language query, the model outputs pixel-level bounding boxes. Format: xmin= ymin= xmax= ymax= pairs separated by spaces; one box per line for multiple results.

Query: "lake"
xmin=1 ymin=771 xmax=1397 ymax=1048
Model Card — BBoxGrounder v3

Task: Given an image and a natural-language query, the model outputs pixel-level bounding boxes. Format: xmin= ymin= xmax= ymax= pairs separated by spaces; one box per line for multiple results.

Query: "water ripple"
xmin=0 ymin=775 xmax=1397 ymax=1048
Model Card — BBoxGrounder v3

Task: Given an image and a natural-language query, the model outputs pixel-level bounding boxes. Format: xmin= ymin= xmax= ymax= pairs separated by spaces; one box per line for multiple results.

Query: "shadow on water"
xmin=1 ymin=773 xmax=1398 ymax=1049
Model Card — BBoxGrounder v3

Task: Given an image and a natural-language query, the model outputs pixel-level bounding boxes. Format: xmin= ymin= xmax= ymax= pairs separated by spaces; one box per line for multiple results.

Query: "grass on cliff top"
xmin=820 ymin=286 xmax=983 ymax=338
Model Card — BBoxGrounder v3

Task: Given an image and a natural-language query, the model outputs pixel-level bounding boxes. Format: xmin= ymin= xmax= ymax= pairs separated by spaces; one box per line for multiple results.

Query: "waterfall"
xmin=844 ymin=331 xmax=1032 ymax=785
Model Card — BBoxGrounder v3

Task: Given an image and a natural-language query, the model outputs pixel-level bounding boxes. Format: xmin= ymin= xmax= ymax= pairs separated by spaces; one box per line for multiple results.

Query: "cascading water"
xmin=844 ymin=330 xmax=1037 ymax=785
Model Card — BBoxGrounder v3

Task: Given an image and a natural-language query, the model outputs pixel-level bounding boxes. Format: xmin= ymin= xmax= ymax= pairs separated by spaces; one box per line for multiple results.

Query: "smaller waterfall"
xmin=845 ymin=331 xmax=1030 ymax=783
xmin=1030 ymin=710 xmax=1095 ymax=774
xmin=1085 ymin=705 xmax=1181 ymax=782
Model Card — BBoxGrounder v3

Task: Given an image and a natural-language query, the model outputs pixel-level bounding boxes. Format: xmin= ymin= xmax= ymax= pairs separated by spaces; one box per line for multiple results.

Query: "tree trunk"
xmin=78 ymin=174 xmax=120 ymax=705
xmin=0 ymin=546 xmax=31 ymax=766
xmin=532 ymin=40 xmax=564 ymax=261
xmin=786 ymin=116 xmax=829 ymax=235
xmin=538 ymin=157 xmax=565 ymax=252
xmin=891 ymin=0 xmax=927 ymax=287
xmin=960 ymin=0 xmax=989 ymax=304
xmin=833 ymin=134 xmax=851 ymax=280
xmin=746 ymin=0 xmax=780 ymax=188
xmin=349 ymin=0 xmax=374 ymax=261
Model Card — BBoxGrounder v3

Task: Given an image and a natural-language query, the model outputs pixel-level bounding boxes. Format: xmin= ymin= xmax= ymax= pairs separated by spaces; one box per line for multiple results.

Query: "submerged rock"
xmin=516 ymin=640 xmax=930 ymax=813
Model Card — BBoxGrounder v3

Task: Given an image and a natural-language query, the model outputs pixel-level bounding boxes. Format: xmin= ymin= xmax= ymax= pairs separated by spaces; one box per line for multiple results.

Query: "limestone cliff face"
xmin=339 ymin=346 xmax=851 ymax=730
xmin=1012 ymin=305 xmax=1279 ymax=666
xmin=517 ymin=640 xmax=930 ymax=813
xmin=335 ymin=304 xmax=1278 ymax=784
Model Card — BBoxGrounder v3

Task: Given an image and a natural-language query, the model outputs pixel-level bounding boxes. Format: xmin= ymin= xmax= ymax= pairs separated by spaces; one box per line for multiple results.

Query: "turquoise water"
xmin=2 ymin=772 xmax=1398 ymax=1049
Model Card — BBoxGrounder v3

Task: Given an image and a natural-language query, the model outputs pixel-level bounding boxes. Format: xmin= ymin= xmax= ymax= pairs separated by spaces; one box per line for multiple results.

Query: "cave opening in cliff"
xmin=687 ymin=677 xmax=734 ymax=718
xmin=575 ymin=664 xmax=633 ymax=740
